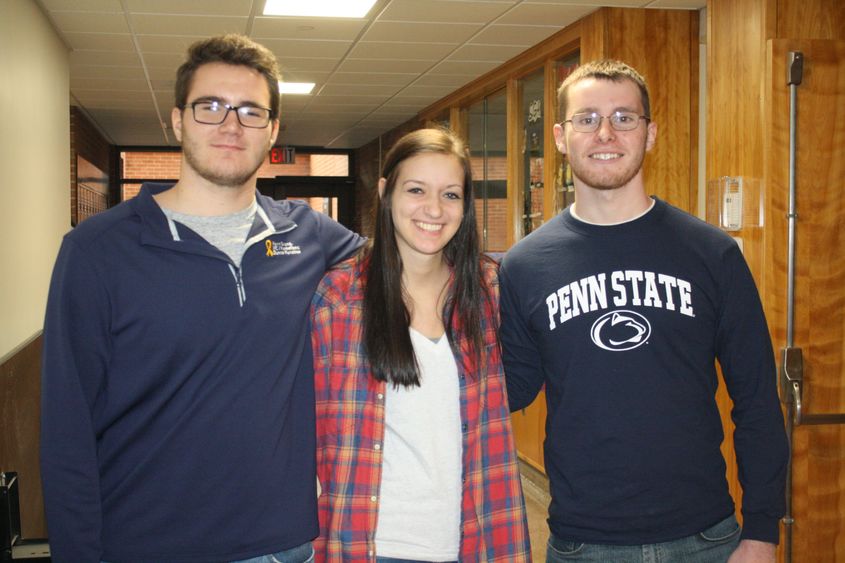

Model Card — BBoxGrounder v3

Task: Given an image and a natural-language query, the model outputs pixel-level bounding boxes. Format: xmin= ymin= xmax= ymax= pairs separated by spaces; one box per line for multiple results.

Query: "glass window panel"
xmin=520 ymin=69 xmax=545 ymax=237
xmin=468 ymin=89 xmax=507 ymax=254
xmin=554 ymin=52 xmax=580 ymax=214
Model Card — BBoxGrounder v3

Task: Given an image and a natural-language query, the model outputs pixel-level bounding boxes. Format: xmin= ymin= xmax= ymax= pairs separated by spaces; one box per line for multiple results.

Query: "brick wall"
xmin=70 ymin=107 xmax=114 ymax=224
xmin=120 ymin=151 xmax=349 ymax=201
xmin=310 ymin=154 xmax=349 ymax=176
xmin=122 ymin=151 xmax=181 ymax=181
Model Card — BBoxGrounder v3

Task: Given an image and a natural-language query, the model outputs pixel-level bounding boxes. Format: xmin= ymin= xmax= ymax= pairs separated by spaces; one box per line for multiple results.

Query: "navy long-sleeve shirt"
xmin=499 ymin=198 xmax=788 ymax=545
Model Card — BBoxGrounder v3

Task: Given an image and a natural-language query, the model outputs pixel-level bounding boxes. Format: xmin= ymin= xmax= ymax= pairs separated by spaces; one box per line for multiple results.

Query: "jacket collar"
xmin=134 ymin=182 xmax=297 ymax=245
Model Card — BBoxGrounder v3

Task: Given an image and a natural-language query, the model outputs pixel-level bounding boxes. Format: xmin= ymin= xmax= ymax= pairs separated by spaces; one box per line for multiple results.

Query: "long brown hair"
xmin=363 ymin=128 xmax=490 ymax=387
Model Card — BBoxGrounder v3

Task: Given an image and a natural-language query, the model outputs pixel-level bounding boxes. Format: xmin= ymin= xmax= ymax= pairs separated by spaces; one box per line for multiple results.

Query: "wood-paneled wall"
xmin=763 ymin=38 xmax=845 ymax=562
xmin=581 ymin=8 xmax=698 ymax=213
xmin=708 ymin=1 xmax=845 ymax=560
xmin=0 ymin=335 xmax=47 ymax=538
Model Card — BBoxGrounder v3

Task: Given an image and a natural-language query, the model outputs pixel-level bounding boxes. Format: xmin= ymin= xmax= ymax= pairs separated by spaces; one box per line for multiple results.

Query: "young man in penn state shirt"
xmin=40 ymin=35 xmax=363 ymax=563
xmin=499 ymin=60 xmax=788 ymax=562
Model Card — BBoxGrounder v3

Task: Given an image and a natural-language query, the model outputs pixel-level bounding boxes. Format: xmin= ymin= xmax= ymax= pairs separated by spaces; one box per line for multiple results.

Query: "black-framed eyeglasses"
xmin=186 ymin=100 xmax=273 ymax=128
xmin=562 ymin=111 xmax=649 ymax=133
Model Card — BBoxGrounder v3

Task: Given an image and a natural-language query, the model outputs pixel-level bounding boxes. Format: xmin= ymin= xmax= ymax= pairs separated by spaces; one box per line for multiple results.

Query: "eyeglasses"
xmin=186 ymin=100 xmax=273 ymax=128
xmin=562 ymin=111 xmax=649 ymax=133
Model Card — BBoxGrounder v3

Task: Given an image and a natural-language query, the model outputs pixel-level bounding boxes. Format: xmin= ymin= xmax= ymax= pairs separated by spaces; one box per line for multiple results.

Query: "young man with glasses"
xmin=499 ymin=60 xmax=788 ymax=562
xmin=41 ymin=34 xmax=363 ymax=563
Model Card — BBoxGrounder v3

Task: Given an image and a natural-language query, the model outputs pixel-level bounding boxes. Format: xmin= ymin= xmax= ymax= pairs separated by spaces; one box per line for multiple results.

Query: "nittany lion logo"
xmin=590 ymin=310 xmax=651 ymax=351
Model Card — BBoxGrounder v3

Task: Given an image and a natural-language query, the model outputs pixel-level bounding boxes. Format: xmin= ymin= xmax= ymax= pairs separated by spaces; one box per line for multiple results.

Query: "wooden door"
xmin=764 ymin=39 xmax=845 ymax=562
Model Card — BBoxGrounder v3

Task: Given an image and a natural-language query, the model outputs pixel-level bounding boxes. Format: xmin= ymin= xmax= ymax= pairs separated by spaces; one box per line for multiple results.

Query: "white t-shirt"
xmin=374 ymin=328 xmax=462 ymax=561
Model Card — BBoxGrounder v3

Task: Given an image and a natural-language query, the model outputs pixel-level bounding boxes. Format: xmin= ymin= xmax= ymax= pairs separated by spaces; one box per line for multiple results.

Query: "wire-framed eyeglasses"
xmin=186 ymin=100 xmax=273 ymax=129
xmin=562 ymin=111 xmax=649 ymax=133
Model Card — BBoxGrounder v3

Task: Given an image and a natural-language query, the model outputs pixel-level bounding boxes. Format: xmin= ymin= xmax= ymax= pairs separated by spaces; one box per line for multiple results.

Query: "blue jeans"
xmin=546 ymin=515 xmax=741 ymax=563
xmin=231 ymin=541 xmax=314 ymax=563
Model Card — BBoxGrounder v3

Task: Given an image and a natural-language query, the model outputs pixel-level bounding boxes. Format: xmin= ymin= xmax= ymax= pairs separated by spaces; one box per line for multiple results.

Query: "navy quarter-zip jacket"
xmin=41 ymin=183 xmax=364 ymax=563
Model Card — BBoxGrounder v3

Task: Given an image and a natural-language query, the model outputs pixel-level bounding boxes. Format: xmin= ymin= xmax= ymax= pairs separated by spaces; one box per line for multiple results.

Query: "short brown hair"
xmin=175 ymin=34 xmax=281 ymax=118
xmin=557 ymin=59 xmax=650 ymax=122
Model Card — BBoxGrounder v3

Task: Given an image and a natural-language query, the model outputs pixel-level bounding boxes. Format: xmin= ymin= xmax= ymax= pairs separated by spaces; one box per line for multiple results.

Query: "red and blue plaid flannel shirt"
xmin=311 ymin=255 xmax=531 ymax=562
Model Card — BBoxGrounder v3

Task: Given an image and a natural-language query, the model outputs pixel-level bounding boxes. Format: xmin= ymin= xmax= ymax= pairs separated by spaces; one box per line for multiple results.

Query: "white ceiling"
xmin=37 ymin=0 xmax=704 ymax=149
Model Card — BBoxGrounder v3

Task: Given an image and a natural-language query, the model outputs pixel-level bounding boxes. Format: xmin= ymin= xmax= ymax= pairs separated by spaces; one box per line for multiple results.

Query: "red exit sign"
xmin=269 ymin=146 xmax=296 ymax=164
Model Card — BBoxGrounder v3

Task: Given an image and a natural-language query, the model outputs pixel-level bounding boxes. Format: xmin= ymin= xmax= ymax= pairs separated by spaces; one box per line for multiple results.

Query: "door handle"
xmin=780 ymin=346 xmax=845 ymax=425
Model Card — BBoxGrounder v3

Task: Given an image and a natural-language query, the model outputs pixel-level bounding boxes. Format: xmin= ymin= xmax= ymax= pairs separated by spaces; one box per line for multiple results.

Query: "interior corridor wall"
xmin=0 ymin=0 xmax=70 ymax=358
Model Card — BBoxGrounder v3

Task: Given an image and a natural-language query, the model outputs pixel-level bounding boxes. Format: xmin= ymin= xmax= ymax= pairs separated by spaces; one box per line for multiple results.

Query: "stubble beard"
xmin=182 ymin=139 xmax=266 ymax=189
xmin=568 ymin=149 xmax=646 ymax=192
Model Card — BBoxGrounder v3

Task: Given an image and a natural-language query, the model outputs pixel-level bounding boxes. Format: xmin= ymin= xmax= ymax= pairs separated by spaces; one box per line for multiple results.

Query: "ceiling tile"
xmin=136 ymin=35 xmax=202 ymax=53
xmin=124 ymin=0 xmax=254 ymax=16
xmin=76 ymin=97 xmax=154 ymax=110
xmin=256 ymin=38 xmax=354 ymax=59
xmin=70 ymin=64 xmax=144 ymax=79
xmin=470 ymin=24 xmax=562 ymax=46
xmin=276 ymin=57 xmax=342 ymax=72
xmin=449 ymin=43 xmax=523 ymax=62
xmin=348 ymin=42 xmax=455 ymax=61
xmin=311 ymin=94 xmax=391 ymax=106
xmin=155 ymin=91 xmax=176 ymax=109
xmin=306 ymin=102 xmax=383 ymax=113
xmin=69 ymin=50 xmax=141 ymax=66
xmin=337 ymin=59 xmax=434 ymax=73
xmin=428 ymin=59 xmax=500 ymax=75
xmin=379 ymin=98 xmax=437 ymax=110
xmin=277 ymin=97 xmax=312 ymax=112
xmin=378 ymin=0 xmax=513 ymax=23
xmin=73 ymin=90 xmax=155 ymax=103
xmin=142 ymin=52 xmax=191 ymax=67
xmin=40 ymin=0 xmax=122 ymax=11
xmin=129 ymin=14 xmax=248 ymax=36
xmin=146 ymin=66 xmax=181 ymax=81
xmin=495 ymin=3 xmax=595 ymax=26
xmin=71 ymin=77 xmax=149 ymax=90
xmin=399 ymin=83 xmax=456 ymax=98
xmin=368 ymin=107 xmax=418 ymax=118
xmin=63 ymin=32 xmax=134 ymax=51
xmin=49 ymin=11 xmax=130 ymax=33
xmin=283 ymin=116 xmax=363 ymax=130
xmin=328 ymin=72 xmax=417 ymax=86
xmin=252 ymin=17 xmax=368 ymax=40
xmin=319 ymin=83 xmax=403 ymax=97
xmin=550 ymin=0 xmax=644 ymax=7
xmin=149 ymin=79 xmax=176 ymax=90
xmin=362 ymin=21 xmax=482 ymax=44
xmin=278 ymin=71 xmax=331 ymax=84
xmin=86 ymin=108 xmax=161 ymax=127
xmin=412 ymin=73 xmax=476 ymax=88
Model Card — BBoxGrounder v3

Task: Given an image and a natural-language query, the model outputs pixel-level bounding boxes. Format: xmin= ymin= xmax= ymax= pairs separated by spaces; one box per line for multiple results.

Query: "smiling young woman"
xmin=311 ymin=128 xmax=531 ymax=563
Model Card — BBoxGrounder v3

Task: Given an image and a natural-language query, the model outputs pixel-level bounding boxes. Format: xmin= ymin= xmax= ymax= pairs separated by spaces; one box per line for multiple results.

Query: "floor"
xmin=519 ymin=461 xmax=551 ymax=561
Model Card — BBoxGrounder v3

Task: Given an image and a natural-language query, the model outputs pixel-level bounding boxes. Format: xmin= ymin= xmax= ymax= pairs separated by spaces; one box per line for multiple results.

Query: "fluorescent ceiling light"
xmin=278 ymin=82 xmax=315 ymax=95
xmin=263 ymin=0 xmax=377 ymax=18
